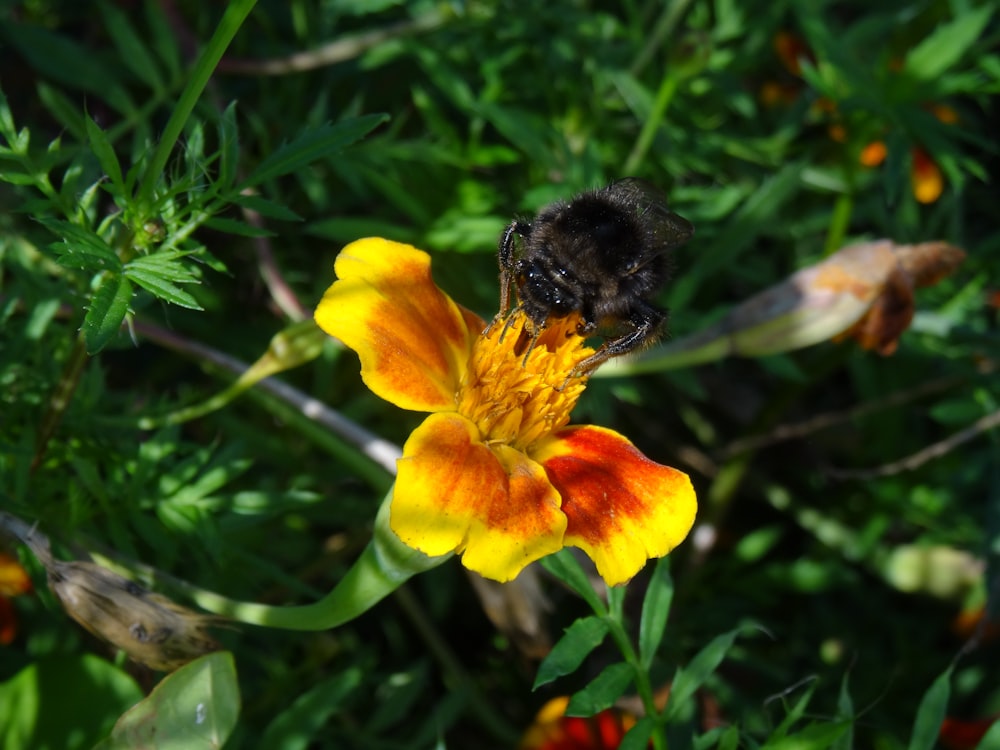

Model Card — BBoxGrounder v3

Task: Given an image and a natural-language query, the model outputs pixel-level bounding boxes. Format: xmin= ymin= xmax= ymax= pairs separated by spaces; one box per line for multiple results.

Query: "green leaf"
xmin=259 ymin=668 xmax=361 ymax=750
xmin=83 ymin=273 xmax=132 ymax=353
xmin=639 ymin=556 xmax=674 ymax=669
xmin=975 ymin=719 xmax=1000 ymax=750
xmin=241 ymin=114 xmax=389 ymax=188
xmin=664 ymin=627 xmax=743 ymax=722
xmin=620 ymin=717 xmax=655 ymax=750
xmin=0 ymin=22 xmax=134 ymax=114
xmin=565 ymin=663 xmax=634 ymax=716
xmin=37 ymin=82 xmax=87 ymax=141
xmin=231 ymin=192 xmax=303 ymax=221
xmin=533 ymin=616 xmax=610 ymax=689
xmin=0 ymin=654 xmax=142 ymax=750
xmin=540 ymin=550 xmax=606 ymax=614
xmin=833 ymin=671 xmax=854 ymax=750
xmin=40 ymin=218 xmax=123 ymax=273
xmin=202 ymin=216 xmax=276 ymax=238
xmin=99 ymin=0 xmax=165 ymax=92
xmin=127 ymin=253 xmax=202 ymax=283
xmin=761 ymin=721 xmax=852 ymax=750
xmin=217 ymin=101 xmax=240 ymax=190
xmin=85 ymin=115 xmax=125 ymax=194
xmin=907 ymin=665 xmax=953 ymax=750
xmin=126 ymin=268 xmax=203 ymax=309
xmin=93 ymin=652 xmax=240 ymax=750
xmin=903 ymin=6 xmax=993 ymax=81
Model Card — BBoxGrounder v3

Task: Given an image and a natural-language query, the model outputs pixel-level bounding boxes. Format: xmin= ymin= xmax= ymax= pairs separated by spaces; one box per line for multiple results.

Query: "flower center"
xmin=457 ymin=311 xmax=597 ymax=452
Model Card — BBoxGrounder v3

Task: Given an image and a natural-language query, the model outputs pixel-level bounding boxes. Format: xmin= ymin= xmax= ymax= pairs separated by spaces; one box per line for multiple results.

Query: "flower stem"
xmin=184 ymin=487 xmax=449 ymax=629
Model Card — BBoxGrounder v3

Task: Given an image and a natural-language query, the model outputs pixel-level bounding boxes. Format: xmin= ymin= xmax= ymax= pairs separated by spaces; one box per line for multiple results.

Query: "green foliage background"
xmin=0 ymin=0 xmax=997 ymax=748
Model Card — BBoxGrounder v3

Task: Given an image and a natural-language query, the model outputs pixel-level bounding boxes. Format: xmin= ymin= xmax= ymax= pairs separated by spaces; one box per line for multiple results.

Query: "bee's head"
xmin=516 ymin=256 xmax=580 ymax=326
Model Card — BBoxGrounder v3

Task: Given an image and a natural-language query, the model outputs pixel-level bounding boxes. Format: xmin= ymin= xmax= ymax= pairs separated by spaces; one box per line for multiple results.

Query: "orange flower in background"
xmin=519 ymin=697 xmax=638 ymax=750
xmin=0 ymin=551 xmax=33 ymax=644
xmin=314 ymin=239 xmax=696 ymax=585
xmin=765 ymin=32 xmax=957 ymax=203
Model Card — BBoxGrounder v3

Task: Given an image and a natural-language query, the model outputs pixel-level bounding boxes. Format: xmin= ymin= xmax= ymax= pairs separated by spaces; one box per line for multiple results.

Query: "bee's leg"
xmin=571 ymin=302 xmax=665 ymax=376
xmin=496 ymin=220 xmax=531 ymax=319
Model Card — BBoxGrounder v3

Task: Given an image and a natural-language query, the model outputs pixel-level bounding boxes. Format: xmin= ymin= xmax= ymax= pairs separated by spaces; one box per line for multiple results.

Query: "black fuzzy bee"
xmin=497 ymin=178 xmax=694 ymax=374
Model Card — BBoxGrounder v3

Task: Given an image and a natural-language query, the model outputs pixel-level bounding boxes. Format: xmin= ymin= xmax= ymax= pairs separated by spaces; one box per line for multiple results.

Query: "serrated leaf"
xmin=664 ymin=628 xmax=743 ymax=722
xmin=241 ymin=114 xmax=388 ymax=188
xmin=127 ymin=268 xmax=203 ymax=309
xmin=83 ymin=273 xmax=132 ymax=353
xmin=203 ymin=216 xmax=276 ymax=238
xmin=93 ymin=652 xmax=239 ymax=750
xmin=566 ymin=663 xmax=634 ymax=716
xmin=231 ymin=192 xmax=303 ymax=221
xmin=127 ymin=253 xmax=202 ymax=283
xmin=903 ymin=6 xmax=993 ymax=81
xmin=533 ymin=616 xmax=610 ymax=689
xmin=85 ymin=115 xmax=125 ymax=193
xmin=907 ymin=665 xmax=953 ymax=750
xmin=639 ymin=556 xmax=674 ymax=669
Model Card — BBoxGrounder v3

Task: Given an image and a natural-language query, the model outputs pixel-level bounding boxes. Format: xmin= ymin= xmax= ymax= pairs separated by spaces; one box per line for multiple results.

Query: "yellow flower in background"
xmin=315 ymin=238 xmax=696 ymax=585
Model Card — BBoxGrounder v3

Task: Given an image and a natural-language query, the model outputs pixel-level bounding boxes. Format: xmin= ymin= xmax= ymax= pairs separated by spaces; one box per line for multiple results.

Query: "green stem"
xmin=185 ymin=488 xmax=450 ymax=629
xmin=136 ymin=0 xmax=258 ymax=210
xmin=624 ymin=72 xmax=679 ymax=176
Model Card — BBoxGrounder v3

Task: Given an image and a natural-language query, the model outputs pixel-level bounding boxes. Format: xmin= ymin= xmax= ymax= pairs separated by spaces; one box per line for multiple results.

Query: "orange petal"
xmin=315 ymin=238 xmax=485 ymax=411
xmin=535 ymin=426 xmax=696 ymax=586
xmin=0 ymin=552 xmax=32 ymax=597
xmin=393 ymin=412 xmax=566 ymax=582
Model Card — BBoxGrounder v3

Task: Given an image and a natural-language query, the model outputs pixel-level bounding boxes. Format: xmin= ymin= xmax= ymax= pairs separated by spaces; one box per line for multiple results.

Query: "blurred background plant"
xmin=0 ymin=0 xmax=997 ymax=748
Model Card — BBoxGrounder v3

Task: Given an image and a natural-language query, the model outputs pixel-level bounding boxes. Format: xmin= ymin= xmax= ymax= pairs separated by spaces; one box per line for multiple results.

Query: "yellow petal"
xmin=315 ymin=238 xmax=485 ymax=411
xmin=393 ymin=412 xmax=566 ymax=582
xmin=534 ymin=426 xmax=696 ymax=586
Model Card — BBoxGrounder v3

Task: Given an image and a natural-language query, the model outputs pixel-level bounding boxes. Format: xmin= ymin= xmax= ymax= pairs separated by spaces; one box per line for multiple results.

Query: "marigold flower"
xmin=315 ymin=238 xmax=696 ymax=585
xmin=519 ymin=697 xmax=636 ymax=750
xmin=0 ymin=551 xmax=32 ymax=645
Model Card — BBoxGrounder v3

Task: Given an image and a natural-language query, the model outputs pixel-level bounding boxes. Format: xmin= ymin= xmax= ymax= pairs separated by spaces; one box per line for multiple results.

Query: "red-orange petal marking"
xmin=315 ymin=238 xmax=484 ymax=412
xmin=393 ymin=412 xmax=566 ymax=582
xmin=535 ymin=426 xmax=697 ymax=586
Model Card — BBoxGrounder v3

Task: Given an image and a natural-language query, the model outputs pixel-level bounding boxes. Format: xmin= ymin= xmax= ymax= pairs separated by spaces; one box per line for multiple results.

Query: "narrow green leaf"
xmin=833 ymin=672 xmax=854 ymax=750
xmin=203 ymin=216 xmax=276 ymax=238
xmin=37 ymin=82 xmax=87 ymax=140
xmin=907 ymin=665 xmax=953 ymax=750
xmin=40 ymin=218 xmax=123 ymax=272
xmin=664 ymin=628 xmax=743 ymax=722
xmin=0 ymin=88 xmax=16 ymax=141
xmin=619 ymin=717 xmax=655 ymax=750
xmin=540 ymin=550 xmax=606 ymax=614
xmin=83 ymin=273 xmax=132 ymax=353
xmin=903 ymin=6 xmax=993 ymax=81
xmin=241 ymin=114 xmax=389 ymax=188
xmin=85 ymin=115 xmax=125 ymax=193
xmin=533 ymin=616 xmax=610 ymax=690
xmin=0 ymin=23 xmax=134 ymax=114
xmin=231 ymin=192 xmax=303 ymax=221
xmin=99 ymin=0 xmax=165 ymax=92
xmin=259 ymin=668 xmax=361 ymax=750
xmin=126 ymin=268 xmax=203 ymax=310
xmin=217 ymin=101 xmax=240 ymax=190
xmin=93 ymin=652 xmax=239 ymax=750
xmin=565 ymin=663 xmax=634 ymax=716
xmin=639 ymin=556 xmax=674 ymax=669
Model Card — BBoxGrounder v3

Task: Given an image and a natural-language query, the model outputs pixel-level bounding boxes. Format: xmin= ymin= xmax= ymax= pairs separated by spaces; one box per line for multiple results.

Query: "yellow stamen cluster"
xmin=457 ymin=311 xmax=596 ymax=452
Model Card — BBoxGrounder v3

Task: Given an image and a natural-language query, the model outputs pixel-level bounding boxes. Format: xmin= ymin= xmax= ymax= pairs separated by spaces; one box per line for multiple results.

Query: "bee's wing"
xmin=609 ymin=177 xmax=695 ymax=249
